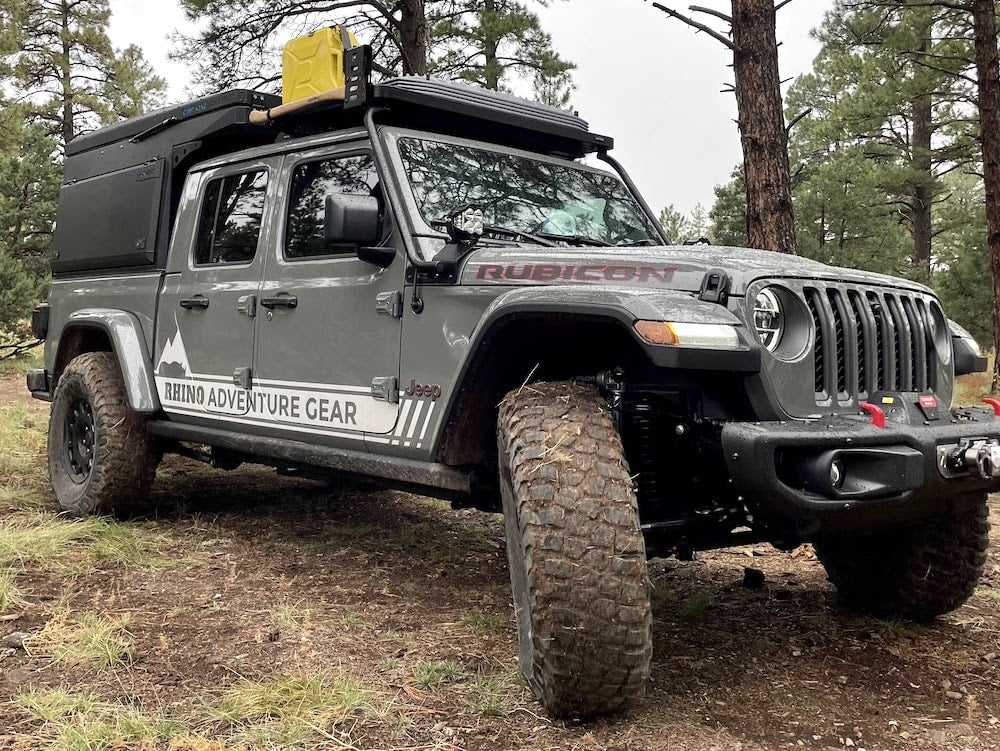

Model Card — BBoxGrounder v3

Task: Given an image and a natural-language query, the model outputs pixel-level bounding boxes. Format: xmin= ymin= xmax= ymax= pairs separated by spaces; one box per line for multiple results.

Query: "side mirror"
xmin=325 ymin=193 xmax=382 ymax=246
xmin=949 ymin=320 xmax=988 ymax=376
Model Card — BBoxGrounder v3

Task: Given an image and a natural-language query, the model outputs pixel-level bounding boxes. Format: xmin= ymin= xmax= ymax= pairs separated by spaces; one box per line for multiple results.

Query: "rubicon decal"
xmin=474 ymin=263 xmax=677 ymax=284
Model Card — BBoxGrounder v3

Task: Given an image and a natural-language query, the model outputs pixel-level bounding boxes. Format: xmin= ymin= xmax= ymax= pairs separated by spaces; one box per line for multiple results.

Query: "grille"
xmin=803 ymin=285 xmax=939 ymax=403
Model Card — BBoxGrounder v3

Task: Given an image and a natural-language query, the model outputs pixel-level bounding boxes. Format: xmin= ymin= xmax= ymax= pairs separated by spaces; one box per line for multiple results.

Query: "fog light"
xmin=830 ymin=459 xmax=845 ymax=489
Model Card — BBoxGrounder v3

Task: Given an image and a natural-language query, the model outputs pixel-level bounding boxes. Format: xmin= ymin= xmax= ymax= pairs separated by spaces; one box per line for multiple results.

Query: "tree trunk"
xmin=971 ymin=0 xmax=1000 ymax=391
xmin=59 ymin=0 xmax=74 ymax=143
xmin=730 ymin=0 xmax=797 ymax=254
xmin=483 ymin=0 xmax=501 ymax=90
xmin=398 ymin=0 xmax=428 ymax=76
xmin=910 ymin=20 xmax=933 ymax=284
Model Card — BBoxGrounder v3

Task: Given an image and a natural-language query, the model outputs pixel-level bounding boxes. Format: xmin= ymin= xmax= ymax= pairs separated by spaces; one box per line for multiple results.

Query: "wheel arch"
xmin=53 ymin=309 xmax=160 ymax=413
xmin=434 ymin=304 xmax=649 ymax=467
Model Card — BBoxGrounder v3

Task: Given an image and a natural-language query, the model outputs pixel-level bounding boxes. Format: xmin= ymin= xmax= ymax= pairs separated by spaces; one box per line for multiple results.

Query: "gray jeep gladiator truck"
xmin=26 ymin=45 xmax=998 ymax=718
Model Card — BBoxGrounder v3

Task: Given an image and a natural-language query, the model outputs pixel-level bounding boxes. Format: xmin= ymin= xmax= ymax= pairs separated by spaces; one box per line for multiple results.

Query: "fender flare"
xmin=470 ymin=285 xmax=760 ymax=371
xmin=59 ymin=309 xmax=161 ymax=413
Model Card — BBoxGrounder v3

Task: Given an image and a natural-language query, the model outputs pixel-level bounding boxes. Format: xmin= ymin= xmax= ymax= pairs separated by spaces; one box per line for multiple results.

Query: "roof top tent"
xmin=51 ymin=38 xmax=614 ymax=276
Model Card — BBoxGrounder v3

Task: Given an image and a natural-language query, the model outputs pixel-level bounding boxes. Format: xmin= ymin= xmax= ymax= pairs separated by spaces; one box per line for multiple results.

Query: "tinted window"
xmin=194 ymin=170 xmax=268 ymax=265
xmin=286 ymin=154 xmax=380 ymax=259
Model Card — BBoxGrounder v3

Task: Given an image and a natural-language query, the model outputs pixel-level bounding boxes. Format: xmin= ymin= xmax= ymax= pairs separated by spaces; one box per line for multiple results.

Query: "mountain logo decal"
xmin=155 ymin=316 xmax=191 ymax=378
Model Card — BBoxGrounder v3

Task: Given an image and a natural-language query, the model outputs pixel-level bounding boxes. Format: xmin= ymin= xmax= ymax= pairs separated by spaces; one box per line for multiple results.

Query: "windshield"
xmin=397 ymin=138 xmax=660 ymax=247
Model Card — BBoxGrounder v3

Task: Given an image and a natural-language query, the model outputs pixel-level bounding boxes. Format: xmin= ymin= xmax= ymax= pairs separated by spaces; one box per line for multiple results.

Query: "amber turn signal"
xmin=634 ymin=320 xmax=680 ymax=345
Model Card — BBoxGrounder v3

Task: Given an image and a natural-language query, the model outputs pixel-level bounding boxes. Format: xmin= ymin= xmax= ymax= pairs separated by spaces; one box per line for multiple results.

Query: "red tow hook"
xmin=859 ymin=402 xmax=886 ymax=429
xmin=983 ymin=398 xmax=1000 ymax=417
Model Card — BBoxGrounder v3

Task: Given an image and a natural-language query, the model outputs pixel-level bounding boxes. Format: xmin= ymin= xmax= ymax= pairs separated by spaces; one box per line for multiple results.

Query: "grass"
xmin=207 ymin=673 xmax=373 ymax=748
xmin=0 ymin=514 xmax=166 ymax=572
xmin=274 ymin=603 xmax=313 ymax=632
xmin=458 ymin=611 xmax=508 ymax=632
xmin=678 ymin=591 xmax=712 ymax=619
xmin=412 ymin=659 xmax=466 ymax=690
xmin=465 ymin=667 xmax=523 ymax=717
xmin=16 ymin=689 xmax=186 ymax=751
xmin=0 ymin=565 xmax=23 ymax=613
xmin=975 ymin=587 xmax=1000 ymax=603
xmin=27 ymin=611 xmax=133 ymax=669
xmin=0 ymin=343 xmax=42 ymax=375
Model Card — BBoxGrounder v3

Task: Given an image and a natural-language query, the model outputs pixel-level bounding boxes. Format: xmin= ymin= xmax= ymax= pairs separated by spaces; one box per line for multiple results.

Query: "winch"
xmin=939 ymin=438 xmax=1000 ymax=480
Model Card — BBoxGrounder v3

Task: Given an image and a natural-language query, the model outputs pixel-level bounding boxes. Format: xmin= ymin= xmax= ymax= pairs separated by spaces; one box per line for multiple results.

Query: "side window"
xmin=194 ymin=169 xmax=268 ymax=265
xmin=285 ymin=154 xmax=381 ymax=259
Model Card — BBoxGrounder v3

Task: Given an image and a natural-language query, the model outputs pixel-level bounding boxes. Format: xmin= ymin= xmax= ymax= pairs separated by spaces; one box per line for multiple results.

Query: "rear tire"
xmin=47 ymin=352 xmax=158 ymax=516
xmin=815 ymin=493 xmax=989 ymax=621
xmin=497 ymin=381 xmax=652 ymax=718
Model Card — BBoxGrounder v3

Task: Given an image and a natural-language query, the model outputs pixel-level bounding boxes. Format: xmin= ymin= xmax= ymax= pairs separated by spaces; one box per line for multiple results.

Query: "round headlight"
xmin=754 ymin=288 xmax=784 ymax=351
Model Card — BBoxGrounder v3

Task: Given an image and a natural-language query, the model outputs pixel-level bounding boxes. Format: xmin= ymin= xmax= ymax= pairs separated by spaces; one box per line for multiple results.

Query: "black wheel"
xmin=815 ymin=493 xmax=990 ymax=621
xmin=48 ymin=352 xmax=159 ymax=516
xmin=497 ymin=381 xmax=652 ymax=718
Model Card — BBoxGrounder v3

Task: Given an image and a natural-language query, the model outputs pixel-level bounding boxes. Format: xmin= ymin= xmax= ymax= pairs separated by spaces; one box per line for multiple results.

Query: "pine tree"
xmin=3 ymin=0 xmax=165 ymax=143
xmin=709 ymin=167 xmax=749 ymax=247
xmin=430 ymin=0 xmax=573 ymax=91
xmin=0 ymin=0 xmax=163 ymax=330
xmin=788 ymin=2 xmax=979 ymax=282
xmin=176 ymin=0 xmax=431 ymax=91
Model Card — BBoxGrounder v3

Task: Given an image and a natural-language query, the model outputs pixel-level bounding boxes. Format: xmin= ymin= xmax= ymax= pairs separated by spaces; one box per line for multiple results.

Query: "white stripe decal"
xmin=392 ymin=399 xmax=417 ymax=444
xmin=156 ymin=375 xmax=397 ymax=434
xmin=406 ymin=400 xmax=428 ymax=440
xmin=418 ymin=402 xmax=436 ymax=442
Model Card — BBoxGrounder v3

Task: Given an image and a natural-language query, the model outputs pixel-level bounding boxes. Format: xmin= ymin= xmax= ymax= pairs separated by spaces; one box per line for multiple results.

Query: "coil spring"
xmin=628 ymin=401 xmax=660 ymax=511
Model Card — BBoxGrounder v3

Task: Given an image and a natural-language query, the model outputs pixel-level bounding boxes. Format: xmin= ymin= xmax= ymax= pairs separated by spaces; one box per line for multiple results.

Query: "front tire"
xmin=48 ymin=352 xmax=158 ymax=516
xmin=815 ymin=493 xmax=990 ymax=621
xmin=497 ymin=381 xmax=652 ymax=718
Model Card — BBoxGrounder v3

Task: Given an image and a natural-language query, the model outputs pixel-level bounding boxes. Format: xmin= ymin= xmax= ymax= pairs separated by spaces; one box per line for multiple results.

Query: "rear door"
xmin=154 ymin=159 xmax=275 ymax=424
xmin=251 ymin=146 xmax=406 ymax=446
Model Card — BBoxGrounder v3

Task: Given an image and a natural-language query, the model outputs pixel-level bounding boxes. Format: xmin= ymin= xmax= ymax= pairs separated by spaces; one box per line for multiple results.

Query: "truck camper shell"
xmin=51 ymin=52 xmax=613 ymax=276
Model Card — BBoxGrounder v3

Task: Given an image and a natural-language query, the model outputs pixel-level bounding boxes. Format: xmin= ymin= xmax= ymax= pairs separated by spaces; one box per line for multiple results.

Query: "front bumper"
xmin=722 ymin=407 xmax=1000 ymax=537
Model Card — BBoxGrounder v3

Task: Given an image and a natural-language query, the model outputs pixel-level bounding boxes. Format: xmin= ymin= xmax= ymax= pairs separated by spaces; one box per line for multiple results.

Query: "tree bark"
xmin=398 ymin=0 xmax=428 ymax=76
xmin=910 ymin=19 xmax=933 ymax=284
xmin=730 ymin=0 xmax=797 ymax=254
xmin=971 ymin=0 xmax=1000 ymax=391
xmin=483 ymin=0 xmax=501 ymax=90
xmin=59 ymin=0 xmax=74 ymax=143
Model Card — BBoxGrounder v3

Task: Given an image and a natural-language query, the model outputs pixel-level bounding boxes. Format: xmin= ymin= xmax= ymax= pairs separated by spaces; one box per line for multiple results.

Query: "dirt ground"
xmin=1 ymin=368 xmax=999 ymax=751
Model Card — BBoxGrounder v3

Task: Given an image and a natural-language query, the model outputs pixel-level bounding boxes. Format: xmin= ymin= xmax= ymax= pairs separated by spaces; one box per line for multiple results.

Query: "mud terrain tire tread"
xmin=48 ymin=352 xmax=158 ymax=516
xmin=815 ymin=493 xmax=989 ymax=621
xmin=497 ymin=381 xmax=652 ymax=718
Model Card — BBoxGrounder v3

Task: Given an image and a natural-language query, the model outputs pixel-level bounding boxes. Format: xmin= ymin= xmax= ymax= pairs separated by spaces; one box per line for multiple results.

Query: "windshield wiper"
xmin=618 ymin=238 xmax=659 ymax=247
xmin=430 ymin=219 xmax=558 ymax=247
xmin=534 ymin=232 xmax=613 ymax=247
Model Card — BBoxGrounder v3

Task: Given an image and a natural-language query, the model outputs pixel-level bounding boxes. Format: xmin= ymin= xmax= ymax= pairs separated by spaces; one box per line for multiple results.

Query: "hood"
xmin=459 ymin=245 xmax=932 ymax=296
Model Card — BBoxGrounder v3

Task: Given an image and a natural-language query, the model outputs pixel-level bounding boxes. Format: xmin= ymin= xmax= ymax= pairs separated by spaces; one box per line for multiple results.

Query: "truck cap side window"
xmin=194 ymin=169 xmax=268 ymax=266
xmin=285 ymin=154 xmax=383 ymax=259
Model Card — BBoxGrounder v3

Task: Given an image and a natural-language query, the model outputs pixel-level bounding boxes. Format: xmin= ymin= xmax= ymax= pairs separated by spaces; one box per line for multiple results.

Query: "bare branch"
xmin=786 ymin=108 xmax=813 ymax=134
xmin=774 ymin=0 xmax=797 ymax=11
xmin=651 ymin=2 xmax=737 ymax=50
xmin=688 ymin=5 xmax=732 ymax=24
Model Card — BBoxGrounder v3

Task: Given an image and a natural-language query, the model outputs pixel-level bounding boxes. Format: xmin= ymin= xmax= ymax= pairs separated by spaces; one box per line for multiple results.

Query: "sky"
xmin=107 ymin=0 xmax=833 ymax=217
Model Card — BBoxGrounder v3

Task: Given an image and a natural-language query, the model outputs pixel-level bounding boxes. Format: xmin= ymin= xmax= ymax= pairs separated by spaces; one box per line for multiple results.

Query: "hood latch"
xmin=698 ymin=269 xmax=730 ymax=305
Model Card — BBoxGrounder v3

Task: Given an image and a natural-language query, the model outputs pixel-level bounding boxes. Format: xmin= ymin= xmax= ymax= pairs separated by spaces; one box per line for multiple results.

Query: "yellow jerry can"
xmin=282 ymin=26 xmax=360 ymax=104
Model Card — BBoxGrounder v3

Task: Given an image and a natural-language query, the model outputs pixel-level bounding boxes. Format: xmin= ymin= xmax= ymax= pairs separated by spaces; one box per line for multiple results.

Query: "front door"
xmin=154 ymin=160 xmax=274 ymax=424
xmin=252 ymin=148 xmax=404 ymax=446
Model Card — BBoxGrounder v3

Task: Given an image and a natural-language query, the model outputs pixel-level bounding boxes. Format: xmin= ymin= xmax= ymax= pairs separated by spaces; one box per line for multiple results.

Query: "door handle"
xmin=179 ymin=297 xmax=210 ymax=310
xmin=260 ymin=296 xmax=298 ymax=309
